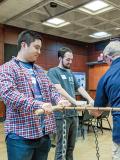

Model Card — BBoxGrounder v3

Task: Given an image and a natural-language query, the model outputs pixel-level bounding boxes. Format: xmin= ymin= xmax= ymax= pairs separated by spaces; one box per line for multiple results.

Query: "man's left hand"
xmin=58 ymin=100 xmax=71 ymax=108
xmin=89 ymin=110 xmax=103 ymax=118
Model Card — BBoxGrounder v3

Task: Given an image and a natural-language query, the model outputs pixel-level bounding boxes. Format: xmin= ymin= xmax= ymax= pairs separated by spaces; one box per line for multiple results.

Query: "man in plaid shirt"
xmin=0 ymin=30 xmax=70 ymax=160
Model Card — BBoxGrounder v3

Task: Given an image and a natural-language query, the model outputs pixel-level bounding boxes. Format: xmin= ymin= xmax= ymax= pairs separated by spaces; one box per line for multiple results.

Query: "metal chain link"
xmin=61 ymin=108 xmax=101 ymax=160
xmin=92 ymin=119 xmax=100 ymax=160
xmin=62 ymin=110 xmax=67 ymax=160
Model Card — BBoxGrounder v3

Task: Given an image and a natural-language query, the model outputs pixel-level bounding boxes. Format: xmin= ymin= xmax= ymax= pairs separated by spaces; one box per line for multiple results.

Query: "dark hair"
xmin=58 ymin=47 xmax=72 ymax=58
xmin=17 ymin=30 xmax=42 ymax=51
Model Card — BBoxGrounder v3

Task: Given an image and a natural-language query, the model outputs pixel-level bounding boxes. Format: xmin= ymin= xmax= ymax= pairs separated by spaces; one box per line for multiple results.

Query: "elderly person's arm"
xmin=90 ymin=77 xmax=108 ymax=117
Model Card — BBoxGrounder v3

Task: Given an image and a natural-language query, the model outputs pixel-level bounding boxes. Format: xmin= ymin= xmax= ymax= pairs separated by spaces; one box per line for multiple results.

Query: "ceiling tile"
xmin=106 ymin=0 xmax=120 ymax=6
xmin=64 ymin=33 xmax=83 ymax=39
xmin=1 ymin=0 xmax=120 ymax=42
xmin=113 ymin=18 xmax=120 ymax=24
xmin=60 ymin=10 xmax=89 ymax=22
xmin=0 ymin=0 xmax=43 ymax=22
xmin=21 ymin=12 xmax=48 ymax=23
xmin=58 ymin=0 xmax=91 ymax=7
xmin=94 ymin=23 xmax=117 ymax=31
xmin=78 ymin=28 xmax=98 ymax=36
xmin=98 ymin=9 xmax=120 ymax=20
xmin=79 ymin=17 xmax=103 ymax=26
xmin=60 ymin=23 xmax=85 ymax=32
xmin=37 ymin=1 xmax=69 ymax=17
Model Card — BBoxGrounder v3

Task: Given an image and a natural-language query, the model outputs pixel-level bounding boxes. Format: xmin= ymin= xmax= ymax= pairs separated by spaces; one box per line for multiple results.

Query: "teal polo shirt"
xmin=47 ymin=67 xmax=79 ymax=119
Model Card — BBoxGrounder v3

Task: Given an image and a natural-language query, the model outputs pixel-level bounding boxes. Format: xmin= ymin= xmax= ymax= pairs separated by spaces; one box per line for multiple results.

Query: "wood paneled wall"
xmin=88 ymin=64 xmax=109 ymax=90
xmin=2 ymin=25 xmax=88 ymax=73
xmin=87 ymin=42 xmax=110 ymax=98
xmin=36 ymin=35 xmax=88 ymax=72
xmin=0 ymin=101 xmax=5 ymax=119
xmin=88 ymin=64 xmax=109 ymax=99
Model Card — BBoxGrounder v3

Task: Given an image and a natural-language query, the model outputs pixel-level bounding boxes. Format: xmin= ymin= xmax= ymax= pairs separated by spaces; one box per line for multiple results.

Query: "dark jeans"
xmin=6 ymin=135 xmax=51 ymax=160
xmin=55 ymin=117 xmax=78 ymax=160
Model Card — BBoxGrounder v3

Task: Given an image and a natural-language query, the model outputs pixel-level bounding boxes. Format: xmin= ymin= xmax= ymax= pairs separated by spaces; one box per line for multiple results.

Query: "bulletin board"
xmin=73 ymin=72 xmax=86 ymax=89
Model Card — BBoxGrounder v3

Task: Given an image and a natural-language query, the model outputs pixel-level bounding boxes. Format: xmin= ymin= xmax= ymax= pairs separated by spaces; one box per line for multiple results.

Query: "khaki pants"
xmin=112 ymin=142 xmax=120 ymax=160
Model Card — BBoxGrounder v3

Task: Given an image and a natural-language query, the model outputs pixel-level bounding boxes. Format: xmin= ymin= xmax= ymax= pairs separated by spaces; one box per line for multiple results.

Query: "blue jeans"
xmin=55 ymin=117 xmax=78 ymax=160
xmin=6 ymin=135 xmax=51 ymax=160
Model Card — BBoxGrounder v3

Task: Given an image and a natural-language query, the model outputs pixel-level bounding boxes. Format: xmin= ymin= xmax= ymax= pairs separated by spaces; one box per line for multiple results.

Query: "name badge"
xmin=31 ymin=77 xmax=36 ymax=84
xmin=61 ymin=75 xmax=67 ymax=79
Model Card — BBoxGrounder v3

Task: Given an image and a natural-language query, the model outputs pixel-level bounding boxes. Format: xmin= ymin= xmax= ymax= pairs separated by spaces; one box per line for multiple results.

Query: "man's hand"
xmin=89 ymin=110 xmax=103 ymax=118
xmin=58 ymin=100 xmax=71 ymax=108
xmin=42 ymin=103 xmax=53 ymax=114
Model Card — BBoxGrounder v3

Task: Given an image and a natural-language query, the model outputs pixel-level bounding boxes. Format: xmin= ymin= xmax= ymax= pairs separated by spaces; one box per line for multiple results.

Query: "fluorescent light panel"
xmin=47 ymin=18 xmax=65 ymax=25
xmin=84 ymin=0 xmax=109 ymax=11
xmin=89 ymin=31 xmax=111 ymax=38
xmin=115 ymin=27 xmax=120 ymax=30
xmin=79 ymin=0 xmax=114 ymax=15
xmin=42 ymin=18 xmax=70 ymax=28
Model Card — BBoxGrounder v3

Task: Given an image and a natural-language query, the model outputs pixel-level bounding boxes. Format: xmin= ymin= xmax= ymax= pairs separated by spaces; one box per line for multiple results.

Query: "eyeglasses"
xmin=103 ymin=54 xmax=113 ymax=63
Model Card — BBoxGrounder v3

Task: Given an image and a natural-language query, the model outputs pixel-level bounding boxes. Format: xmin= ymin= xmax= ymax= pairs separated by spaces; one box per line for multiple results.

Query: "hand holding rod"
xmin=34 ymin=105 xmax=120 ymax=115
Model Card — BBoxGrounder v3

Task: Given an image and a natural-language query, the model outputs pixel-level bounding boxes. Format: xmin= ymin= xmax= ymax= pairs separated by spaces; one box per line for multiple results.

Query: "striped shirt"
xmin=0 ymin=57 xmax=62 ymax=139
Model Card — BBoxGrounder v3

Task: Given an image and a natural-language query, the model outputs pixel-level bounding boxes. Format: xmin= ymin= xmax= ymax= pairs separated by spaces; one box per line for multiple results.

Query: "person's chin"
xmin=29 ymin=59 xmax=36 ymax=63
xmin=33 ymin=57 xmax=37 ymax=62
xmin=66 ymin=65 xmax=70 ymax=69
xmin=65 ymin=66 xmax=70 ymax=69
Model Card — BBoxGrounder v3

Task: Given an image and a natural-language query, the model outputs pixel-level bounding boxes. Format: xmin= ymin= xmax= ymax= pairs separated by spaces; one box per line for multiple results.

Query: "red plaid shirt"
xmin=0 ymin=57 xmax=62 ymax=139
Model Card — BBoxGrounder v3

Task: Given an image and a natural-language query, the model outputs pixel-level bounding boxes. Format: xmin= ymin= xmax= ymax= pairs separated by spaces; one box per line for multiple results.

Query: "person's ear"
xmin=108 ymin=56 xmax=113 ymax=65
xmin=59 ymin=57 xmax=62 ymax=61
xmin=21 ymin=42 xmax=27 ymax=48
xmin=109 ymin=56 xmax=113 ymax=62
xmin=110 ymin=58 xmax=113 ymax=63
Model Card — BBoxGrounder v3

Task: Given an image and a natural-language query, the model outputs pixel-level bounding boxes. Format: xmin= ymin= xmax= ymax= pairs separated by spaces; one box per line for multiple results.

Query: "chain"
xmin=62 ymin=109 xmax=67 ymax=160
xmin=61 ymin=108 xmax=101 ymax=160
xmin=92 ymin=119 xmax=100 ymax=160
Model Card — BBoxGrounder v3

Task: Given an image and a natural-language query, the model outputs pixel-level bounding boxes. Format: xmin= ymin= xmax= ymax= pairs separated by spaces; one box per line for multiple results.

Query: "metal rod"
xmin=34 ymin=105 xmax=120 ymax=115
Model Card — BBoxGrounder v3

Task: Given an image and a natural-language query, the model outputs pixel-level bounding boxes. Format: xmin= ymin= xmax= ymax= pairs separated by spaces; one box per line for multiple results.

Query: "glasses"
xmin=103 ymin=54 xmax=113 ymax=63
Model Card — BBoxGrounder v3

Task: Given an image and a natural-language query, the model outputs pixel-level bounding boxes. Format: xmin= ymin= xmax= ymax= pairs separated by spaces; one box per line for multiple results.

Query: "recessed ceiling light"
xmin=42 ymin=18 xmax=70 ymax=28
xmin=89 ymin=31 xmax=111 ymax=38
xmin=79 ymin=0 xmax=114 ymax=15
xmin=47 ymin=18 xmax=65 ymax=25
xmin=84 ymin=0 xmax=109 ymax=11
xmin=115 ymin=27 xmax=120 ymax=30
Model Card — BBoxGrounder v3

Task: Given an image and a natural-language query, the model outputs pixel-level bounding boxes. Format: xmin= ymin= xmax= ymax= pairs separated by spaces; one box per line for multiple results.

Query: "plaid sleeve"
xmin=48 ymin=80 xmax=65 ymax=104
xmin=0 ymin=65 xmax=44 ymax=112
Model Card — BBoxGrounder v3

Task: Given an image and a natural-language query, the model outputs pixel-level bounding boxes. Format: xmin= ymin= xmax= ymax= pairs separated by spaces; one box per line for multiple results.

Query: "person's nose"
xmin=37 ymin=49 xmax=41 ymax=54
